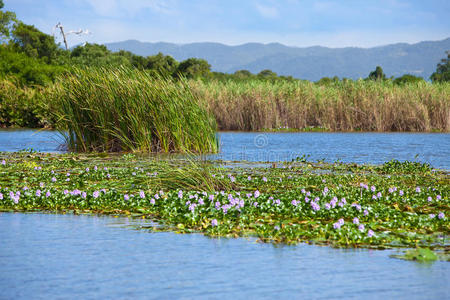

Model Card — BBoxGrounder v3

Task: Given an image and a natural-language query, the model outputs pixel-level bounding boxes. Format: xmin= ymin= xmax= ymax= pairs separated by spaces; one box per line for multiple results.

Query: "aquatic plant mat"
xmin=0 ymin=152 xmax=448 ymax=254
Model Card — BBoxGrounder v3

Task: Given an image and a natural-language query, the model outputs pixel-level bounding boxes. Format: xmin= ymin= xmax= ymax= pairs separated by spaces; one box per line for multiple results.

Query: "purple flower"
xmin=262 ymin=177 xmax=267 ymax=182
xmin=376 ymin=192 xmax=382 ymax=198
xmin=64 ymin=189 xmax=69 ymax=195
xmin=358 ymin=224 xmax=365 ymax=232
xmin=154 ymin=194 xmax=160 ymax=200
xmin=254 ymin=190 xmax=260 ymax=198
xmin=81 ymin=192 xmax=87 ymax=199
xmin=106 ymin=174 xmax=111 ymax=178
xmin=39 ymin=182 xmax=44 ymax=188
xmin=209 ymin=194 xmax=214 ymax=201
xmin=338 ymin=218 xmax=344 ymax=225
xmin=0 ymin=193 xmax=3 ymax=200
xmin=275 ymin=199 xmax=281 ymax=205
xmin=438 ymin=212 xmax=445 ymax=219
xmin=36 ymin=190 xmax=41 ymax=197
xmin=427 ymin=196 xmax=432 ymax=202
xmin=429 ymin=214 xmax=435 ymax=219
xmin=124 ymin=194 xmax=130 ymax=201
xmin=367 ymin=230 xmax=375 ymax=237
xmin=436 ymin=195 xmax=441 ymax=200
xmin=85 ymin=167 xmax=89 ymax=172
xmin=333 ymin=222 xmax=341 ymax=229
xmin=178 ymin=190 xmax=183 ymax=199
xmin=399 ymin=190 xmax=404 ymax=196
xmin=132 ymin=172 xmax=136 ymax=176
xmin=1 ymin=160 xmax=5 ymax=165
xmin=301 ymin=188 xmax=306 ymax=194
xmin=93 ymin=191 xmax=99 ymax=198
xmin=46 ymin=191 xmax=51 ymax=197
xmin=94 ymin=165 xmax=98 ymax=171
xmin=324 ymin=203 xmax=331 ymax=210
xmin=139 ymin=191 xmax=145 ymax=199
xmin=364 ymin=209 xmax=369 ymax=216
xmin=353 ymin=217 xmax=359 ymax=224
xmin=416 ymin=187 xmax=421 ymax=193
xmin=371 ymin=186 xmax=376 ymax=192
xmin=291 ymin=199 xmax=297 ymax=206
xmin=311 ymin=202 xmax=320 ymax=211
xmin=247 ymin=176 xmax=251 ymax=181
xmin=211 ymin=219 xmax=218 ymax=227
xmin=274 ymin=225 xmax=280 ymax=231
xmin=198 ymin=198 xmax=205 ymax=205
xmin=253 ymin=202 xmax=258 ymax=208
xmin=150 ymin=198 xmax=155 ymax=205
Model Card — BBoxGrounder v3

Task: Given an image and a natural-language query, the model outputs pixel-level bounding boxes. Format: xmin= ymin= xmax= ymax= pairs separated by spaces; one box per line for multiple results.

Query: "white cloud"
xmin=80 ymin=0 xmax=175 ymax=17
xmin=255 ymin=3 xmax=279 ymax=19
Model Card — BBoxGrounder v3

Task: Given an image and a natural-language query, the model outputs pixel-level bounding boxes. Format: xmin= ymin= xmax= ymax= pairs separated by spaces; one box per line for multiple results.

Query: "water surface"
xmin=0 ymin=129 xmax=449 ymax=169
xmin=0 ymin=212 xmax=448 ymax=299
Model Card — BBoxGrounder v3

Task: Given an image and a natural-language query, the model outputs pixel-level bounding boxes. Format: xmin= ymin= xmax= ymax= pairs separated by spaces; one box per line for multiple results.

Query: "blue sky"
xmin=4 ymin=0 xmax=450 ymax=48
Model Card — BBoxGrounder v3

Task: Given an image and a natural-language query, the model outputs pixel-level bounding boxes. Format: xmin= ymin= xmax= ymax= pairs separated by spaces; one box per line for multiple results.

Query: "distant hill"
xmin=105 ymin=38 xmax=450 ymax=81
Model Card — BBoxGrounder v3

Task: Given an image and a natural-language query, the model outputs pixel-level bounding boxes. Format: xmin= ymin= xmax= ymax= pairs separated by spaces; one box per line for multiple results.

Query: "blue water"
xmin=1 ymin=129 xmax=448 ymax=169
xmin=0 ymin=212 xmax=448 ymax=299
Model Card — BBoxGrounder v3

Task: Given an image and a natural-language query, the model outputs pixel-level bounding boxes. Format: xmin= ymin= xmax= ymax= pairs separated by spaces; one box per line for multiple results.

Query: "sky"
xmin=4 ymin=0 xmax=450 ymax=48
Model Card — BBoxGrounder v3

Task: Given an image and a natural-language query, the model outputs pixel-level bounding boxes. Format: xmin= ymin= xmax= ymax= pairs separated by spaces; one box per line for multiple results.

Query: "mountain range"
xmin=105 ymin=38 xmax=450 ymax=81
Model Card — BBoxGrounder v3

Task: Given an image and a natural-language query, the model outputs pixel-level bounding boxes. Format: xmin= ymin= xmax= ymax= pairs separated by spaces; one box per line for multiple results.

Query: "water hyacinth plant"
xmin=48 ymin=67 xmax=218 ymax=153
xmin=0 ymin=152 xmax=448 ymax=249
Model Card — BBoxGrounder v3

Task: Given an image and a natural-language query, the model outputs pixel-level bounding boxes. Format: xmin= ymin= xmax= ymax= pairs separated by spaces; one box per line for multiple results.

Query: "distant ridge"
xmin=105 ymin=38 xmax=450 ymax=81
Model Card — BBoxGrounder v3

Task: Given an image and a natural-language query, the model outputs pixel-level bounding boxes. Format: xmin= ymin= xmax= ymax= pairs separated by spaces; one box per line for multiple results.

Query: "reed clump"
xmin=49 ymin=67 xmax=218 ymax=153
xmin=191 ymin=79 xmax=450 ymax=132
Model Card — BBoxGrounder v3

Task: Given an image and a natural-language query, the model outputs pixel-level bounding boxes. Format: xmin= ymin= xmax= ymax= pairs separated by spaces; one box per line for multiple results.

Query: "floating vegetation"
xmin=390 ymin=248 xmax=449 ymax=262
xmin=48 ymin=67 xmax=218 ymax=153
xmin=0 ymin=152 xmax=448 ymax=250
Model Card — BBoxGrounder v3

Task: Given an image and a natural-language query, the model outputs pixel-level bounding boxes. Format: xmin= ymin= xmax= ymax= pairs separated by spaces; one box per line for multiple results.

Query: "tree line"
xmin=1 ymin=0 xmax=449 ymax=87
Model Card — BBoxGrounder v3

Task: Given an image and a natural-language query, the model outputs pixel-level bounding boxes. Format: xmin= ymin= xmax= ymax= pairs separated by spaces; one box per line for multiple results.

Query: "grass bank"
xmin=48 ymin=67 xmax=218 ymax=153
xmin=192 ymin=79 xmax=450 ymax=132
xmin=0 ymin=152 xmax=448 ymax=249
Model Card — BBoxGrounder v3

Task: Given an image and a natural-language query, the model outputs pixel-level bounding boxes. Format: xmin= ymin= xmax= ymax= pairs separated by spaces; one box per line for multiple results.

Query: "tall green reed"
xmin=49 ymin=67 xmax=218 ymax=153
xmin=191 ymin=79 xmax=450 ymax=132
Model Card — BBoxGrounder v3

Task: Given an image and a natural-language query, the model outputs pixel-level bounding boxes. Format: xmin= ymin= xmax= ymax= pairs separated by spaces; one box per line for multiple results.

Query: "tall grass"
xmin=49 ymin=67 xmax=218 ymax=153
xmin=191 ymin=79 xmax=450 ymax=132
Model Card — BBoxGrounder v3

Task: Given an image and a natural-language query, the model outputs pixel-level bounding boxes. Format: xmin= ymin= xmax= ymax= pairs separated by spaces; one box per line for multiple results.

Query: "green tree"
xmin=0 ymin=45 xmax=62 ymax=85
xmin=234 ymin=70 xmax=252 ymax=79
xmin=0 ymin=0 xmax=16 ymax=40
xmin=393 ymin=74 xmax=424 ymax=85
xmin=368 ymin=66 xmax=386 ymax=81
xmin=430 ymin=51 xmax=450 ymax=82
xmin=70 ymin=43 xmax=131 ymax=67
xmin=11 ymin=22 xmax=59 ymax=63
xmin=146 ymin=52 xmax=179 ymax=77
xmin=257 ymin=69 xmax=277 ymax=78
xmin=177 ymin=58 xmax=210 ymax=78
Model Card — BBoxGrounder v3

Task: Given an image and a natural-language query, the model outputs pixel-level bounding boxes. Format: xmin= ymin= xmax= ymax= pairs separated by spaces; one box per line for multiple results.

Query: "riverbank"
xmin=1 ymin=152 xmax=448 ymax=250
xmin=2 ymin=77 xmax=449 ymax=132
